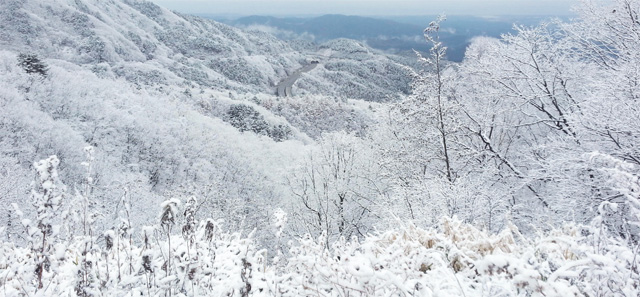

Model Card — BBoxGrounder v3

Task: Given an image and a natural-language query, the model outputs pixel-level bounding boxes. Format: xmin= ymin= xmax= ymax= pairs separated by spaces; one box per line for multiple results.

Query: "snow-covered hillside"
xmin=0 ymin=0 xmax=408 ymax=242
xmin=0 ymin=0 xmax=388 ymax=248
xmin=0 ymin=0 xmax=411 ymax=99
xmin=1 ymin=0 xmax=640 ymax=295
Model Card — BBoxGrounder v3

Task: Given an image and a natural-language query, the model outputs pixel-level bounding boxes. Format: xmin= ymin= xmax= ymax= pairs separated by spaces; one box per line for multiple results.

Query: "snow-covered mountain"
xmin=0 ymin=0 xmax=411 ymax=99
xmin=3 ymin=0 xmax=639 ymax=295
xmin=0 ymin=0 xmax=406 ymax=247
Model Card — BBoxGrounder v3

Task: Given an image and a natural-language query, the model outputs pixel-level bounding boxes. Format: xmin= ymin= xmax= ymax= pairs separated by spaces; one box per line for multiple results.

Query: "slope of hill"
xmin=0 ymin=0 xmax=412 ymax=99
xmin=0 ymin=0 xmax=399 ymax=247
xmin=0 ymin=0 xmax=303 ymax=93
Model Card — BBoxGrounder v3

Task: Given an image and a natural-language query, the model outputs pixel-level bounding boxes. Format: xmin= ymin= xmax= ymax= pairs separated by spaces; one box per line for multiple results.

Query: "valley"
xmin=0 ymin=0 xmax=638 ymax=296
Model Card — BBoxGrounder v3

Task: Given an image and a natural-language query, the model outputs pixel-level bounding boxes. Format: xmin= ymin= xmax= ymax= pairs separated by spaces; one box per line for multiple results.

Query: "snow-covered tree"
xmin=377 ymin=16 xmax=481 ymax=227
xmin=289 ymin=132 xmax=386 ymax=246
xmin=17 ymin=53 xmax=48 ymax=77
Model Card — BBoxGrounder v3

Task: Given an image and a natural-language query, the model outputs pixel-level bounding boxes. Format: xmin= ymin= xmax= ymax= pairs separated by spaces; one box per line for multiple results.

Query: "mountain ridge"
xmin=221 ymin=14 xmax=555 ymax=62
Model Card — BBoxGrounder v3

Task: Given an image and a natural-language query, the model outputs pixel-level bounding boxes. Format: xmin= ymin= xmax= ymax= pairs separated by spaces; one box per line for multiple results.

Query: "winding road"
xmin=277 ymin=63 xmax=318 ymax=97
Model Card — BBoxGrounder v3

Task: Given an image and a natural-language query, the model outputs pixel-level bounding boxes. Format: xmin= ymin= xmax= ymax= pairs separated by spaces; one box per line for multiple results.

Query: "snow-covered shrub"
xmin=29 ymin=156 xmax=66 ymax=289
xmin=2 ymin=200 xmax=639 ymax=296
xmin=78 ymin=35 xmax=108 ymax=63
xmin=1 ymin=190 xmax=270 ymax=296
xmin=5 ymin=156 xmax=67 ymax=294
xmin=225 ymin=104 xmax=270 ymax=135
xmin=224 ymin=103 xmax=292 ymax=141
xmin=591 ymin=153 xmax=640 ymax=233
xmin=208 ymin=57 xmax=266 ymax=86
xmin=61 ymin=10 xmax=93 ymax=37
xmin=17 ymin=53 xmax=48 ymax=76
xmin=127 ymin=31 xmax=156 ymax=60
xmin=280 ymin=216 xmax=640 ymax=297
xmin=261 ymin=95 xmax=373 ymax=139
xmin=128 ymin=0 xmax=164 ymax=21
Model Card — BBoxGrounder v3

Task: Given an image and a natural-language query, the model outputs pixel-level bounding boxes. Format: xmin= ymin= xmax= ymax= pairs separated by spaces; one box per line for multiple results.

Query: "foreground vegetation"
xmin=1 ymin=156 xmax=638 ymax=296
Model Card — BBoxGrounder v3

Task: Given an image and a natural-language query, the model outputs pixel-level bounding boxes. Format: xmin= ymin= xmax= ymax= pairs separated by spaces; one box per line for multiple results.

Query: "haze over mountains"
xmin=210 ymin=14 xmax=557 ymax=61
xmin=151 ymin=0 xmax=575 ymax=16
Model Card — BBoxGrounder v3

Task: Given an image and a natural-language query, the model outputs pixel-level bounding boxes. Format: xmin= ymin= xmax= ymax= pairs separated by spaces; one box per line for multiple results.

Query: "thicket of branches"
xmin=1 ymin=154 xmax=638 ymax=296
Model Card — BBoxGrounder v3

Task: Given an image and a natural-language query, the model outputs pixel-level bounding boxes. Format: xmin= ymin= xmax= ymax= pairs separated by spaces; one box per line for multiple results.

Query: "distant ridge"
xmin=217 ymin=14 xmax=554 ymax=62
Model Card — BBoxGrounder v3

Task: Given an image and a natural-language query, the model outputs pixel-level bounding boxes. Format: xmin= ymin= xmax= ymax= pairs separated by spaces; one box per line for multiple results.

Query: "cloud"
xmin=240 ymin=24 xmax=316 ymax=41
xmin=375 ymin=35 xmax=423 ymax=43
xmin=441 ymin=27 xmax=456 ymax=34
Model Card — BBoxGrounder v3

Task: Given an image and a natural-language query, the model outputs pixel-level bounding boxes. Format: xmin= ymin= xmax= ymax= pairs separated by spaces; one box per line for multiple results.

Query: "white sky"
xmin=149 ymin=0 xmax=576 ymax=16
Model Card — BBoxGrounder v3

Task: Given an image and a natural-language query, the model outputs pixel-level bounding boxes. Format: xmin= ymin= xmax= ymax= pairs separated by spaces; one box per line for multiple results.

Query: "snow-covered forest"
xmin=0 ymin=0 xmax=639 ymax=296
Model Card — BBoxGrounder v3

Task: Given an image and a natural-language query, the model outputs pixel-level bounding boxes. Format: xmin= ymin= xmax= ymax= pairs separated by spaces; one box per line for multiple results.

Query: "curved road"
xmin=277 ymin=63 xmax=318 ymax=97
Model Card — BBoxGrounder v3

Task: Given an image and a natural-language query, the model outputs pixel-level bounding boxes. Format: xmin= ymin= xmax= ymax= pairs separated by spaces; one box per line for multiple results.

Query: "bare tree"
xmin=289 ymin=132 xmax=383 ymax=247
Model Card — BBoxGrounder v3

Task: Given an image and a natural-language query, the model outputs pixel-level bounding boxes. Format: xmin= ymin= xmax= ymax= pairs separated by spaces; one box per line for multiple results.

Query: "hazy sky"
xmin=150 ymin=0 xmax=576 ymax=16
